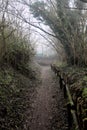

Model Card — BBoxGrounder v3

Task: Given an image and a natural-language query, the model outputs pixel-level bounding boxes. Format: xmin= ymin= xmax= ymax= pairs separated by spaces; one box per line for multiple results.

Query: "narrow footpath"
xmin=29 ymin=66 xmax=68 ymax=130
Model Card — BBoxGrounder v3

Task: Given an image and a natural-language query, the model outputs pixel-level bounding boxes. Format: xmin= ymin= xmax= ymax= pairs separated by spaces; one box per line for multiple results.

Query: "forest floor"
xmin=27 ymin=66 xmax=68 ymax=130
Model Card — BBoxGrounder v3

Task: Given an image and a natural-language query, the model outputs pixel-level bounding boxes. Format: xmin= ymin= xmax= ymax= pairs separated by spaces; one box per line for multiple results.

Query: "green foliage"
xmin=0 ymin=62 xmax=40 ymax=129
xmin=0 ymin=20 xmax=39 ymax=130
xmin=0 ymin=67 xmax=32 ymax=129
xmin=53 ymin=65 xmax=87 ymax=129
xmin=30 ymin=1 xmax=46 ymax=21
xmin=82 ymin=88 xmax=87 ymax=98
xmin=0 ymin=20 xmax=35 ymax=65
xmin=3 ymin=40 xmax=34 ymax=68
xmin=0 ymin=49 xmax=38 ymax=130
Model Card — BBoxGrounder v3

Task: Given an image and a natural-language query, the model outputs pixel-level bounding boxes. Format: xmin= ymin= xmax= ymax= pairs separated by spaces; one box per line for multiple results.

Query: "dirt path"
xmin=29 ymin=66 xmax=68 ymax=130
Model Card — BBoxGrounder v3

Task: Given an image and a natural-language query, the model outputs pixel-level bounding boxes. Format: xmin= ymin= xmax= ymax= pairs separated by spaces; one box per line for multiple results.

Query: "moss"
xmin=82 ymin=88 xmax=87 ymax=98
xmin=83 ymin=76 xmax=87 ymax=81
xmin=0 ymin=69 xmax=13 ymax=86
xmin=83 ymin=117 xmax=87 ymax=122
xmin=52 ymin=64 xmax=87 ymax=130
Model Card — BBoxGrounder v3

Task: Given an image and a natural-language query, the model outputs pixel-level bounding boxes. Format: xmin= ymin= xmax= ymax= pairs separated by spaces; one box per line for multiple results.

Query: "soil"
xmin=27 ymin=66 xmax=68 ymax=130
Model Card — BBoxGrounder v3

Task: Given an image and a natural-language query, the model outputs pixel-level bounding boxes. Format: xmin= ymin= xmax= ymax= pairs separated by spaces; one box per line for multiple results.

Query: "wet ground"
xmin=27 ymin=66 xmax=68 ymax=130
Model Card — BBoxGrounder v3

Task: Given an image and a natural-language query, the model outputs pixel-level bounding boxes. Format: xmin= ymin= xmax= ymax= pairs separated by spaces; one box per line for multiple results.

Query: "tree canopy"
xmin=30 ymin=0 xmax=87 ymax=66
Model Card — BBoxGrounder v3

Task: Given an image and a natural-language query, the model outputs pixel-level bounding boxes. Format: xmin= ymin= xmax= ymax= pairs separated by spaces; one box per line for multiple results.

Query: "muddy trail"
xmin=29 ymin=66 xmax=68 ymax=130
